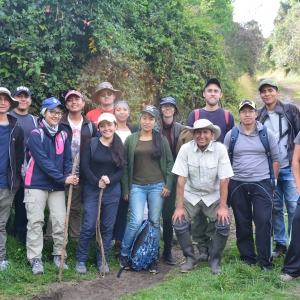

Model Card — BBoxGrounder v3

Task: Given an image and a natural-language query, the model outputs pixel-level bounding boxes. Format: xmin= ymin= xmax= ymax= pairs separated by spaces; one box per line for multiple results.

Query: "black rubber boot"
xmin=176 ymin=229 xmax=197 ymax=272
xmin=209 ymin=232 xmax=228 ymax=275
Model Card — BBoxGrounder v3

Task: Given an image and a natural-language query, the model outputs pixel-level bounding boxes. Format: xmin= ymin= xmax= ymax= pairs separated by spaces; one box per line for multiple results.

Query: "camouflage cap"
xmin=238 ymin=99 xmax=256 ymax=111
xmin=258 ymin=78 xmax=279 ymax=91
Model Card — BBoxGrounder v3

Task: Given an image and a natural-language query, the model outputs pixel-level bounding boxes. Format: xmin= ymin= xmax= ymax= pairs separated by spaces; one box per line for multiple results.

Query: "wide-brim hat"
xmin=91 ymin=82 xmax=122 ymax=104
xmin=186 ymin=119 xmax=221 ymax=140
xmin=0 ymin=87 xmax=19 ymax=111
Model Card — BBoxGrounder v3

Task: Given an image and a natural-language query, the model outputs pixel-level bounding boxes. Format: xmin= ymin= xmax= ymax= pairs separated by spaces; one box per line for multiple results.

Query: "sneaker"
xmin=118 ymin=254 xmax=130 ymax=269
xmin=272 ymin=243 xmax=287 ymax=258
xmin=97 ymin=261 xmax=109 ymax=274
xmin=0 ymin=260 xmax=10 ymax=271
xmin=114 ymin=240 xmax=122 ymax=257
xmin=53 ymin=255 xmax=68 ymax=269
xmin=149 ymin=259 xmax=158 ymax=273
xmin=31 ymin=258 xmax=44 ymax=275
xmin=162 ymin=252 xmax=176 ymax=265
xmin=76 ymin=261 xmax=87 ymax=274
xmin=279 ymin=273 xmax=299 ymax=282
xmin=198 ymin=251 xmax=208 ymax=262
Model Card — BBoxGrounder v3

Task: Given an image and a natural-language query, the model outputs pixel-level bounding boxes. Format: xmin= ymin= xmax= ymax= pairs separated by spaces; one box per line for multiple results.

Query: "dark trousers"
xmin=14 ymin=186 xmax=27 ymax=244
xmin=76 ymin=182 xmax=120 ymax=262
xmin=113 ymin=196 xmax=129 ymax=242
xmin=161 ymin=179 xmax=176 ymax=254
xmin=282 ymin=199 xmax=300 ymax=277
xmin=229 ymin=179 xmax=273 ymax=267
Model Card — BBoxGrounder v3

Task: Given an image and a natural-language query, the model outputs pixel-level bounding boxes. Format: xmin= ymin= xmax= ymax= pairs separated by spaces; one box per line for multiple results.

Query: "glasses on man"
xmin=239 ymin=109 xmax=256 ymax=115
xmin=49 ymin=110 xmax=64 ymax=117
xmin=100 ymin=91 xmax=113 ymax=97
xmin=162 ymin=104 xmax=175 ymax=109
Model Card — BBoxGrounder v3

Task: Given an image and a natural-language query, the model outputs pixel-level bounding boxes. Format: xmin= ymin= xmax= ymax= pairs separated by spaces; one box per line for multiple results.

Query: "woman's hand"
xmin=123 ymin=194 xmax=129 ymax=201
xmin=101 ymin=175 xmax=110 ymax=185
xmin=99 ymin=179 xmax=106 ymax=189
xmin=161 ymin=187 xmax=171 ymax=198
xmin=65 ymin=175 xmax=79 ymax=185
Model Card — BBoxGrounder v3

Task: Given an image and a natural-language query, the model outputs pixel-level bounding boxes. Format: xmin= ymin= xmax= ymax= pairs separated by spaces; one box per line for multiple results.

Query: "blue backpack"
xmin=228 ymin=125 xmax=275 ymax=189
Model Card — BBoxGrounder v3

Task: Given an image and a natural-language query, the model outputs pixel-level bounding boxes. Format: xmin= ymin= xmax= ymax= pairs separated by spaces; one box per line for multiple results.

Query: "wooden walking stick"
xmin=58 ymin=156 xmax=78 ymax=282
xmin=96 ymin=188 xmax=106 ymax=277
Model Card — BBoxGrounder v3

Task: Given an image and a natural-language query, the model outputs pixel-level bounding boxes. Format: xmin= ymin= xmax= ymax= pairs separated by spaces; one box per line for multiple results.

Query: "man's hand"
xmin=161 ymin=187 xmax=170 ymax=198
xmin=172 ymin=207 xmax=187 ymax=225
xmin=65 ymin=175 xmax=79 ymax=185
xmin=215 ymin=207 xmax=230 ymax=226
xmin=123 ymin=194 xmax=129 ymax=201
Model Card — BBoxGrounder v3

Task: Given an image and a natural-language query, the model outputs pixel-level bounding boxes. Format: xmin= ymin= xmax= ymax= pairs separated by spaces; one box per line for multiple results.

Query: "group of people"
xmin=0 ymin=77 xmax=299 ymax=282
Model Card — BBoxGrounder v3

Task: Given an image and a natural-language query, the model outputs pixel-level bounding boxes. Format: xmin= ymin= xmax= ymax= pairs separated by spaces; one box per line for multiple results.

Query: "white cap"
xmin=97 ymin=113 xmax=117 ymax=124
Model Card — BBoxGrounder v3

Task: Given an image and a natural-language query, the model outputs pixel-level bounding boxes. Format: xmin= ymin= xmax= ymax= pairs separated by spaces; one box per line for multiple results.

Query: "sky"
xmin=233 ymin=0 xmax=281 ymax=37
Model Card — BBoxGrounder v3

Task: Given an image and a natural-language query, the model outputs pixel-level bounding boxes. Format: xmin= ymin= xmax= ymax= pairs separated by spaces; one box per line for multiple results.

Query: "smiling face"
xmin=193 ymin=128 xmax=214 ymax=150
xmin=98 ymin=120 xmax=117 ymax=139
xmin=0 ymin=93 xmax=12 ymax=114
xmin=14 ymin=92 xmax=32 ymax=113
xmin=203 ymin=83 xmax=223 ymax=107
xmin=97 ymin=88 xmax=116 ymax=107
xmin=140 ymin=112 xmax=156 ymax=132
xmin=161 ymin=103 xmax=176 ymax=119
xmin=238 ymin=105 xmax=258 ymax=126
xmin=114 ymin=103 xmax=130 ymax=123
xmin=259 ymin=85 xmax=280 ymax=107
xmin=43 ymin=107 xmax=63 ymax=127
xmin=65 ymin=95 xmax=85 ymax=113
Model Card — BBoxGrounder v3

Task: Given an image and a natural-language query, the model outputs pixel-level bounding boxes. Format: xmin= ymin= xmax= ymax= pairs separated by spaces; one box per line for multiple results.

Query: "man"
xmin=45 ymin=90 xmax=96 ymax=241
xmin=157 ymin=97 xmax=185 ymax=264
xmin=280 ymin=131 xmax=300 ymax=281
xmin=172 ymin=119 xmax=233 ymax=274
xmin=0 ymin=87 xmax=24 ymax=271
xmin=186 ymin=78 xmax=235 ymax=262
xmin=8 ymin=86 xmax=37 ymax=244
xmin=224 ymin=99 xmax=280 ymax=269
xmin=86 ymin=82 xmax=122 ymax=126
xmin=257 ymin=78 xmax=300 ymax=258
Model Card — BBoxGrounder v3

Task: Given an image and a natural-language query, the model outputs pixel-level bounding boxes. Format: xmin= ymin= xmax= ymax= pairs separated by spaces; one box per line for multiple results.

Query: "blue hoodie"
xmin=24 ymin=121 xmax=72 ymax=191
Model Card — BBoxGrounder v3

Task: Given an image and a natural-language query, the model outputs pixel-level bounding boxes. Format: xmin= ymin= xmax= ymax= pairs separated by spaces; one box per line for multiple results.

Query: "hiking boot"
xmin=162 ymin=252 xmax=176 ymax=265
xmin=272 ymin=244 xmax=287 ymax=258
xmin=198 ymin=251 xmax=208 ymax=262
xmin=114 ymin=240 xmax=122 ymax=257
xmin=53 ymin=255 xmax=68 ymax=269
xmin=118 ymin=254 xmax=130 ymax=270
xmin=149 ymin=259 xmax=158 ymax=273
xmin=97 ymin=260 xmax=109 ymax=275
xmin=279 ymin=273 xmax=299 ymax=282
xmin=31 ymin=258 xmax=44 ymax=275
xmin=0 ymin=260 xmax=10 ymax=271
xmin=76 ymin=261 xmax=87 ymax=274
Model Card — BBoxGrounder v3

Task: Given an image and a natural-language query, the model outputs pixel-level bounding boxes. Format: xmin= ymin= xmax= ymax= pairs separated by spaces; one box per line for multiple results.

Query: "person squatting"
xmin=0 ymin=78 xmax=300 ymax=282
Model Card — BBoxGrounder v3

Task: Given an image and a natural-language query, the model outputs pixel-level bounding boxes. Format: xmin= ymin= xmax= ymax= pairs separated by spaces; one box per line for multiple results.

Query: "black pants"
xmin=14 ymin=187 xmax=27 ymax=244
xmin=229 ymin=179 xmax=273 ymax=268
xmin=282 ymin=199 xmax=300 ymax=277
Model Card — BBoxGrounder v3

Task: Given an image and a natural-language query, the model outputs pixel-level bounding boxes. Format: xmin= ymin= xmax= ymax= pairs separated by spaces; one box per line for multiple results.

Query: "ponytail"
xmin=152 ymin=131 xmax=163 ymax=160
xmin=109 ymin=133 xmax=125 ymax=167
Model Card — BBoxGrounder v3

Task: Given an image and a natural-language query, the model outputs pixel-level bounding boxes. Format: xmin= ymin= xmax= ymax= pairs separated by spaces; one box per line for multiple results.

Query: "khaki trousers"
xmin=24 ymin=189 xmax=66 ymax=263
xmin=0 ymin=188 xmax=14 ymax=261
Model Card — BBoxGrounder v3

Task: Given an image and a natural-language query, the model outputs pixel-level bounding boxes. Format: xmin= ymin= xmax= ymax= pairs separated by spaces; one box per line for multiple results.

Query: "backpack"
xmin=117 ymin=220 xmax=158 ymax=277
xmin=228 ymin=125 xmax=275 ymax=189
xmin=90 ymin=137 xmax=99 ymax=157
xmin=22 ymin=129 xmax=67 ymax=178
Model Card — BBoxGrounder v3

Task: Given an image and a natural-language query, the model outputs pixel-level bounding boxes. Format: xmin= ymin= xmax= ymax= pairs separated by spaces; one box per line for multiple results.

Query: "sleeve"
xmin=217 ymin=144 xmax=234 ymax=179
xmin=186 ymin=111 xmax=195 ymax=126
xmin=223 ymin=130 xmax=232 ymax=150
xmin=81 ymin=139 xmax=100 ymax=186
xmin=290 ymin=104 xmax=300 ymax=133
xmin=121 ymin=138 xmax=130 ymax=195
xmin=162 ymin=136 xmax=174 ymax=190
xmin=267 ymin=128 xmax=280 ymax=162
xmin=172 ymin=144 xmax=189 ymax=177
xmin=27 ymin=131 xmax=67 ymax=185
xmin=15 ymin=127 xmax=24 ymax=182
xmin=109 ymin=165 xmax=124 ymax=185
xmin=63 ymin=137 xmax=73 ymax=176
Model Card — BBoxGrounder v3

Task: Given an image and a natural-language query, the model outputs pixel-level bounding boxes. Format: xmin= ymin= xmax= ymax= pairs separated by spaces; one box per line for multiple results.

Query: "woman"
xmin=76 ymin=113 xmax=124 ymax=275
xmin=24 ymin=97 xmax=77 ymax=275
xmin=112 ymin=101 xmax=138 ymax=257
xmin=119 ymin=105 xmax=174 ymax=273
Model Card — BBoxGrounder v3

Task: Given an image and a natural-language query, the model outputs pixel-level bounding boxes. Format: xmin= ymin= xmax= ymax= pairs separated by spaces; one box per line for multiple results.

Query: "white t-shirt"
xmin=68 ymin=115 xmax=83 ymax=176
xmin=115 ymin=129 xmax=132 ymax=144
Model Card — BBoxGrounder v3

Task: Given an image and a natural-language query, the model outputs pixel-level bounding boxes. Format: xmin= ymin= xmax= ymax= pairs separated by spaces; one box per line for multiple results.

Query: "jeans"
xmin=121 ymin=182 xmax=165 ymax=257
xmin=273 ymin=167 xmax=298 ymax=246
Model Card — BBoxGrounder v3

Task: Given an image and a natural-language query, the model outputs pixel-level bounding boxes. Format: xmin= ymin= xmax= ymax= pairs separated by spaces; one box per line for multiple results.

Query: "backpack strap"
xmin=90 ymin=137 xmax=99 ymax=157
xmin=224 ymin=110 xmax=230 ymax=133
xmin=194 ymin=109 xmax=200 ymax=122
xmin=283 ymin=103 xmax=297 ymax=135
xmin=31 ymin=115 xmax=38 ymax=128
xmin=259 ymin=125 xmax=276 ymax=189
xmin=228 ymin=126 xmax=239 ymax=164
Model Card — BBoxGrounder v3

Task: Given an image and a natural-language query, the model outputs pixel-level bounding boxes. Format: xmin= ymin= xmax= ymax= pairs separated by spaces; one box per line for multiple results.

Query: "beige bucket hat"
xmin=90 ymin=82 xmax=122 ymax=104
xmin=186 ymin=119 xmax=221 ymax=140
xmin=0 ymin=87 xmax=19 ymax=110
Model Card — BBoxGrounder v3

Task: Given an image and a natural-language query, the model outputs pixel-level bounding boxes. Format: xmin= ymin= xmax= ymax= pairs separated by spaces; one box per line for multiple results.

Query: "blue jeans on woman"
xmin=121 ymin=182 xmax=165 ymax=257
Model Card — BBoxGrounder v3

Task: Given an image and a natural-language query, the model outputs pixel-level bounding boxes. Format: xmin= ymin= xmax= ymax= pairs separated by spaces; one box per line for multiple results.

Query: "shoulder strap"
xmin=194 ymin=109 xmax=200 ymax=122
xmin=60 ymin=130 xmax=66 ymax=143
xmin=228 ymin=126 xmax=239 ymax=164
xmin=224 ymin=110 xmax=230 ymax=132
xmin=39 ymin=128 xmax=44 ymax=143
xmin=259 ymin=125 xmax=275 ymax=189
xmin=14 ymin=122 xmax=21 ymax=139
xmin=88 ymin=121 xmax=93 ymax=137
xmin=31 ymin=115 xmax=38 ymax=128
xmin=90 ymin=137 xmax=99 ymax=158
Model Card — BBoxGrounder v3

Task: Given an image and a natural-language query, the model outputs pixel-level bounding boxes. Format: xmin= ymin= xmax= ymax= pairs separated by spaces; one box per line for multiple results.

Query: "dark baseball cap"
xmin=13 ymin=86 xmax=31 ymax=97
xmin=41 ymin=97 xmax=65 ymax=110
xmin=258 ymin=78 xmax=279 ymax=91
xmin=141 ymin=105 xmax=159 ymax=120
xmin=204 ymin=78 xmax=222 ymax=90
xmin=238 ymin=99 xmax=256 ymax=111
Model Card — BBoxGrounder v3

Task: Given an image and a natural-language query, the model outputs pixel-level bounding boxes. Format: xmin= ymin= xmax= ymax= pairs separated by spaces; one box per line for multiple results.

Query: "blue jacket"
xmin=24 ymin=121 xmax=72 ymax=191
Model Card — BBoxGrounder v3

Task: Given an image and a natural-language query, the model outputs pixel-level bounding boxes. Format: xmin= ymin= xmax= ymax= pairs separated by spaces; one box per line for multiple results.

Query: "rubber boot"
xmin=209 ymin=232 xmax=228 ymax=275
xmin=176 ymin=229 xmax=197 ymax=272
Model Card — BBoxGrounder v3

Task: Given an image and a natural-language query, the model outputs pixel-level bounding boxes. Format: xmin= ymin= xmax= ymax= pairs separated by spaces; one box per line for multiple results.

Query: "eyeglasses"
xmin=161 ymin=104 xmax=175 ymax=109
xmin=239 ymin=109 xmax=256 ymax=115
xmin=100 ymin=91 xmax=113 ymax=97
xmin=49 ymin=110 xmax=64 ymax=117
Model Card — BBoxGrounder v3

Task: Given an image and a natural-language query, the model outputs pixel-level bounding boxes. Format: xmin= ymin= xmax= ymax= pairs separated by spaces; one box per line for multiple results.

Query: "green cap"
xmin=258 ymin=78 xmax=279 ymax=91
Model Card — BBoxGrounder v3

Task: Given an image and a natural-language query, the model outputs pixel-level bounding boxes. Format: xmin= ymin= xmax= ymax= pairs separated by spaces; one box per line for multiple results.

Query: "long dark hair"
xmin=152 ymin=131 xmax=163 ymax=160
xmin=109 ymin=133 xmax=125 ymax=167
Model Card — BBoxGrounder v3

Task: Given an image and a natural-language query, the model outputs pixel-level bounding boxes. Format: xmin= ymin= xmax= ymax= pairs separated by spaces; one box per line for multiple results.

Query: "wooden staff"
xmin=96 ymin=188 xmax=106 ymax=277
xmin=58 ymin=156 xmax=78 ymax=282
